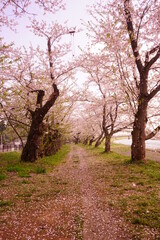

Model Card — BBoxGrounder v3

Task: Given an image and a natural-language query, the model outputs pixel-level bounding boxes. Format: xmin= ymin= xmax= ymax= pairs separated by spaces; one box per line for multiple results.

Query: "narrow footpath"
xmin=1 ymin=145 xmax=132 ymax=240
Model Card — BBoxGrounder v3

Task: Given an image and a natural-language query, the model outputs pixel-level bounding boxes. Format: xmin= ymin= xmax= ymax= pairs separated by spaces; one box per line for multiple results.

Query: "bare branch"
xmin=0 ymin=103 xmax=24 ymax=147
xmin=146 ymin=125 xmax=160 ymax=140
xmin=147 ymin=84 xmax=160 ymax=101
xmin=41 ymin=83 xmax=59 ymax=117
xmin=136 ymin=2 xmax=150 ymax=41
xmin=145 ymin=45 xmax=160 ymax=70
xmin=124 ymin=0 xmax=143 ymax=72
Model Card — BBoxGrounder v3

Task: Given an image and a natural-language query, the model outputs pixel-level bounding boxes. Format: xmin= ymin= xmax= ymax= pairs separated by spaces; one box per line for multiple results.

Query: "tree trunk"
xmin=21 ymin=35 xmax=62 ymax=162
xmin=21 ymin=84 xmax=59 ymax=162
xmin=131 ymin=100 xmax=148 ymax=162
xmin=104 ymin=136 xmax=111 ymax=153
xmin=83 ymin=137 xmax=89 ymax=145
xmin=89 ymin=137 xmax=95 ymax=146
xmin=123 ymin=1 xmax=160 ymax=162
xmin=43 ymin=129 xmax=62 ymax=156
xmin=94 ymin=133 xmax=104 ymax=148
xmin=21 ymin=110 xmax=44 ymax=162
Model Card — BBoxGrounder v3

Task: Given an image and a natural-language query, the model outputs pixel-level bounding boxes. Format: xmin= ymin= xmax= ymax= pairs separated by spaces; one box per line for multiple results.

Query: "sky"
xmin=0 ymin=0 xmax=97 ymax=90
xmin=1 ymin=0 xmax=95 ymax=55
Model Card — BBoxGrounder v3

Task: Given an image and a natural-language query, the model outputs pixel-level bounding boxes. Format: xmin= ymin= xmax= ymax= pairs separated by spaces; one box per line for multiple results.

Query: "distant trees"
xmin=80 ymin=53 xmax=131 ymax=152
xmin=0 ymin=38 xmax=27 ymax=146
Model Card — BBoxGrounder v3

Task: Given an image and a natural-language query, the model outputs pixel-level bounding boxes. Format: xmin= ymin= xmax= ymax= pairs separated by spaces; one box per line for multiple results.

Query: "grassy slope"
xmin=0 ymin=145 xmax=70 ymax=180
xmin=83 ymin=143 xmax=160 ymax=238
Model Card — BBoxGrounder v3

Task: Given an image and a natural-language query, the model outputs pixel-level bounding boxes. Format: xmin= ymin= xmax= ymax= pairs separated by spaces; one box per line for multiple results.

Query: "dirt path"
xmin=0 ymin=145 xmax=132 ymax=239
xmin=77 ymin=147 xmax=131 ymax=239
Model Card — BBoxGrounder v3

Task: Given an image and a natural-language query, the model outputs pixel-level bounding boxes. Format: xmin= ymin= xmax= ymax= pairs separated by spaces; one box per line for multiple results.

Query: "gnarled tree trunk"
xmin=21 ymin=84 xmax=59 ymax=162
xmin=89 ymin=137 xmax=95 ymax=146
xmin=95 ymin=133 xmax=104 ymax=148
xmin=21 ymin=36 xmax=61 ymax=162
xmin=21 ymin=111 xmax=45 ymax=162
xmin=83 ymin=137 xmax=89 ymax=145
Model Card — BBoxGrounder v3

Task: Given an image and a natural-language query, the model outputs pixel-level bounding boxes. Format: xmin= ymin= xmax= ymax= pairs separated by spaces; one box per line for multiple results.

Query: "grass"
xmin=83 ymin=143 xmax=160 ymax=237
xmin=0 ymin=173 xmax=6 ymax=181
xmin=0 ymin=151 xmax=20 ymax=162
xmin=40 ymin=144 xmax=70 ymax=167
xmin=0 ymin=200 xmax=11 ymax=207
xmin=35 ymin=165 xmax=46 ymax=174
xmin=0 ymin=145 xmax=70 ymax=214
xmin=0 ymin=145 xmax=70 ymax=180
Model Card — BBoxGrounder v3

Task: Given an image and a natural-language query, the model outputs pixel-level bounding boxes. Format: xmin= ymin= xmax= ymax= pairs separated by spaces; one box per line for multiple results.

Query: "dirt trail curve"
xmin=0 ymin=145 xmax=132 ymax=240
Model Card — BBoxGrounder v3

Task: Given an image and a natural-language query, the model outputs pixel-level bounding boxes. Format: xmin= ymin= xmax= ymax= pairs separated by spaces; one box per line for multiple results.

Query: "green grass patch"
xmin=35 ymin=165 xmax=46 ymax=174
xmin=0 ymin=144 xmax=70 ymax=181
xmin=0 ymin=200 xmax=11 ymax=207
xmin=6 ymin=163 xmax=32 ymax=178
xmin=82 ymin=143 xmax=160 ymax=235
xmin=0 ymin=151 xmax=20 ymax=162
xmin=0 ymin=173 xmax=6 ymax=181
xmin=21 ymin=179 xmax=30 ymax=184
xmin=0 ymin=145 xmax=70 ymax=216
xmin=40 ymin=144 xmax=70 ymax=169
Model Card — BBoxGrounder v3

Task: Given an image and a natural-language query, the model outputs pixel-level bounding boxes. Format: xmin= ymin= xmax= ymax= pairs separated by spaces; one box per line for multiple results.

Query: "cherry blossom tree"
xmin=123 ymin=0 xmax=160 ymax=162
xmin=0 ymin=0 xmax=65 ymax=29
xmin=69 ymin=102 xmax=102 ymax=146
xmin=80 ymin=104 xmax=102 ymax=145
xmin=0 ymin=39 xmax=27 ymax=146
xmin=0 ymin=0 xmax=79 ymax=161
xmin=20 ymin=22 xmax=76 ymax=161
xmin=81 ymin=53 xmax=131 ymax=152
xmin=87 ymin=0 xmax=160 ymax=162
xmin=0 ymin=36 xmax=76 ymax=161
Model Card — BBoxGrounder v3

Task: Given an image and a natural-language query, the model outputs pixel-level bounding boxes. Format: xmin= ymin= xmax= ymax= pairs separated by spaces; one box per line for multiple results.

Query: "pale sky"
xmin=1 ymin=0 xmax=95 ymax=54
xmin=1 ymin=0 xmax=96 ymax=88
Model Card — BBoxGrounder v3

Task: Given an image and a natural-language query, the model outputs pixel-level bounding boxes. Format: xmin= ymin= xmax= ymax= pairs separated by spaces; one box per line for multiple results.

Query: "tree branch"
xmin=31 ymin=89 xmax=45 ymax=108
xmin=124 ymin=0 xmax=143 ymax=72
xmin=7 ymin=118 xmax=30 ymax=127
xmin=136 ymin=3 xmax=150 ymax=42
xmin=147 ymin=84 xmax=160 ymax=101
xmin=113 ymin=122 xmax=133 ymax=134
xmin=145 ymin=125 xmax=160 ymax=140
xmin=145 ymin=45 xmax=160 ymax=70
xmin=0 ymin=103 xmax=24 ymax=147
xmin=41 ymin=83 xmax=59 ymax=117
